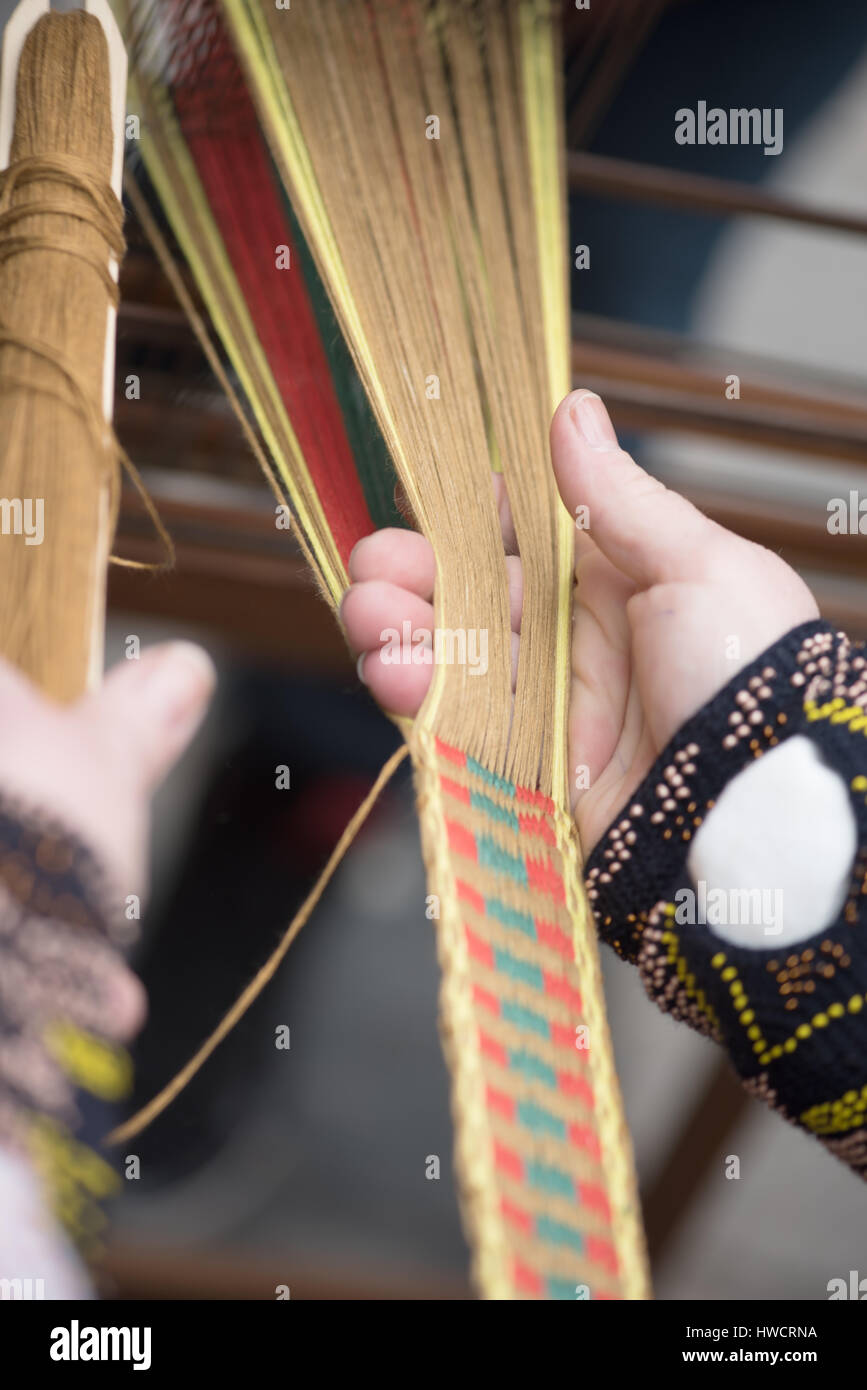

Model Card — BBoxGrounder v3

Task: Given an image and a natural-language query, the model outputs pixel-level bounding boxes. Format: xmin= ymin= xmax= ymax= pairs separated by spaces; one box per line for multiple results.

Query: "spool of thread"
xmin=0 ymin=11 xmax=122 ymax=701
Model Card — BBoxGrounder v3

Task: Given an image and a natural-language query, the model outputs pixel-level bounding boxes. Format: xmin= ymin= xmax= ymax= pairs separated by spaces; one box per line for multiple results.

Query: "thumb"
xmin=551 ymin=389 xmax=731 ymax=588
xmin=82 ymin=642 xmax=216 ymax=791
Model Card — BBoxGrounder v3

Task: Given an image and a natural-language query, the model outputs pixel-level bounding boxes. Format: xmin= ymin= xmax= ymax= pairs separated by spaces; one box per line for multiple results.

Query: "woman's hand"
xmin=0 ymin=640 xmax=215 ymax=901
xmin=341 ymin=389 xmax=819 ymax=853
xmin=0 ymin=641 xmax=215 ymax=1294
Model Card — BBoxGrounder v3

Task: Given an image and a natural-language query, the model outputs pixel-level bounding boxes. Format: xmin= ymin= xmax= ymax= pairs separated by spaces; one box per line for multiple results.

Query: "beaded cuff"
xmin=584 ymin=620 xmax=867 ymax=1179
xmin=0 ymin=792 xmax=135 ymax=1254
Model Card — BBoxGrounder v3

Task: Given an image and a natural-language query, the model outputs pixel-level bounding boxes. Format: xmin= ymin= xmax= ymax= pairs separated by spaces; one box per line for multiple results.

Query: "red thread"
xmin=543 ymin=970 xmax=583 ymax=1014
xmin=493 ymin=1141 xmax=524 ymax=1183
xmin=578 ymin=1182 xmax=612 ymax=1224
xmin=551 ymin=1022 xmax=590 ymax=1057
xmin=502 ymin=1197 xmax=534 ymax=1238
xmin=535 ymin=917 xmax=573 ymax=959
xmin=465 ymin=925 xmax=494 ymax=969
xmin=486 ymin=1085 xmax=514 ymax=1121
xmin=558 ymin=1071 xmax=595 ymax=1109
xmin=440 ymin=774 xmax=471 ymax=805
xmin=472 ymin=983 xmax=500 ymax=1016
xmin=478 ymin=1030 xmax=509 ymax=1067
xmin=568 ymin=1123 xmax=602 ymax=1161
xmin=515 ymin=785 xmax=556 ymax=815
xmin=457 ymin=878 xmax=486 ymax=916
xmin=587 ymin=1234 xmax=619 ymax=1276
xmin=513 ymin=1257 xmax=543 ymax=1296
xmin=435 ymin=737 xmax=466 ymax=767
xmin=171 ymin=8 xmax=372 ymax=565
xmin=527 ymin=853 xmax=566 ymax=903
xmin=518 ymin=811 xmax=556 ymax=845
xmin=446 ymin=819 xmax=477 ymax=860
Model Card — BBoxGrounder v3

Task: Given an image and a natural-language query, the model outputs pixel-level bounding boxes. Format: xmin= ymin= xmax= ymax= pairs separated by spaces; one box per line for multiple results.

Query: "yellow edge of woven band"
xmin=520 ymin=2 xmax=651 ymax=1298
xmin=518 ymin=0 xmax=572 ymax=813
xmin=127 ymin=67 xmax=346 ymax=606
xmin=555 ymin=805 xmax=652 ymax=1299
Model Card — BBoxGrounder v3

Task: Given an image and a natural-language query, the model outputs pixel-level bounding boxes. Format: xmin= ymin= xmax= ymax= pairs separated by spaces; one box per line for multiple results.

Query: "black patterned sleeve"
xmin=584 ymin=619 xmax=867 ymax=1179
xmin=0 ymin=795 xmax=136 ymax=1256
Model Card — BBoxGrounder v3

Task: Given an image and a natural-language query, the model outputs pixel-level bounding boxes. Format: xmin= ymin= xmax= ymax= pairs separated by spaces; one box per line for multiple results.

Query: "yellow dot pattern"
xmin=660 ymin=905 xmax=719 ymax=1033
xmin=709 ymin=951 xmax=769 ymax=1058
xmin=707 ymin=944 xmax=867 ymax=1068
xmin=801 ymin=1082 xmax=867 ymax=1136
xmin=805 ymin=697 xmax=867 ymax=735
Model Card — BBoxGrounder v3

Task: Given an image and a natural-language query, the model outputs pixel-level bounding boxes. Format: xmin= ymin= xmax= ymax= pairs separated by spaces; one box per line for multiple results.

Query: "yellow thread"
xmin=125 ymin=0 xmax=649 ymax=1298
xmin=125 ymin=58 xmax=346 ymax=607
xmin=562 ymin=811 xmax=649 ymax=1298
xmin=107 ymin=743 xmax=409 ymax=1145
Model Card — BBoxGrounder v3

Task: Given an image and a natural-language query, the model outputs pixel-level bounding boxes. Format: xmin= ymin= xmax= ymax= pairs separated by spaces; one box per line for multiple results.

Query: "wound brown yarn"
xmin=0 ymin=11 xmax=122 ymax=701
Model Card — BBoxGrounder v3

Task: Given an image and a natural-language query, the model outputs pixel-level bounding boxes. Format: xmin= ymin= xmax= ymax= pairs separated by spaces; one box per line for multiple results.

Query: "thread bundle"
xmin=0 ymin=12 xmax=121 ymax=700
xmin=120 ymin=0 xmax=651 ymax=1299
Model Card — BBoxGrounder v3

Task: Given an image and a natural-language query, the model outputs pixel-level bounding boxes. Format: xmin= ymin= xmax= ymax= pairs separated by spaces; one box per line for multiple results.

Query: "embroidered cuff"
xmin=584 ymin=620 xmax=867 ymax=1179
xmin=0 ymin=792 xmax=135 ymax=1253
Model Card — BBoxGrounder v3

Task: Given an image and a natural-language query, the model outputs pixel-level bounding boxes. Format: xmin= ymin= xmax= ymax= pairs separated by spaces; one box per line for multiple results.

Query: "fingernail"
xmin=357 ymin=651 xmax=369 ymax=685
xmin=571 ymin=392 xmax=619 ymax=451
xmin=145 ymin=642 xmax=216 ymax=730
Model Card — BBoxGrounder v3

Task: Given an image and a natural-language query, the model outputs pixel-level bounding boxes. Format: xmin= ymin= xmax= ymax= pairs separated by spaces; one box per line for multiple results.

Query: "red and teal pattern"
xmin=428 ymin=736 xmax=636 ymax=1299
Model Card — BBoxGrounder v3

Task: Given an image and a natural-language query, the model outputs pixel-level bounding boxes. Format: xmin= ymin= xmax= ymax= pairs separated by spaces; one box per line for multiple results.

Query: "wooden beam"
xmin=98 ymin=1242 xmax=473 ymax=1301
xmin=568 ymin=150 xmax=867 ymax=240
xmin=573 ymin=353 xmax=867 ymax=463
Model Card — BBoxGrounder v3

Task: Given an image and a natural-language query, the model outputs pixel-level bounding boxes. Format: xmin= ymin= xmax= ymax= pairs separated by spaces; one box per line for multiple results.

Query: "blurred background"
xmin=5 ymin=0 xmax=867 ymax=1297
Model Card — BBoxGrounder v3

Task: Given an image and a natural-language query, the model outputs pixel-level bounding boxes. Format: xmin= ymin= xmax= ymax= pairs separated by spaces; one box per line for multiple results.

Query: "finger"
xmin=341 ymin=581 xmax=435 ymax=656
xmin=505 ymin=555 xmax=523 ymax=633
xmin=491 ymin=473 xmax=518 ymax=554
xmin=82 ymin=642 xmax=216 ymax=792
xmin=110 ymin=966 xmax=149 ymax=1041
xmin=509 ymin=630 xmax=520 ymax=690
xmin=349 ymin=529 xmax=436 ymax=600
xmin=551 ymin=389 xmax=731 ymax=589
xmin=358 ymin=644 xmax=433 ymax=717
xmin=569 ymin=550 xmax=635 ymax=791
xmin=350 ymin=525 xmax=522 ymax=634
xmin=0 ymin=654 xmax=53 ymax=718
xmin=359 ymin=619 xmax=520 ymax=716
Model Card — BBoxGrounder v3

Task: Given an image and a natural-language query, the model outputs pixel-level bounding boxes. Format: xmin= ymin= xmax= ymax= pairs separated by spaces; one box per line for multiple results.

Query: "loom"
xmin=0 ymin=0 xmax=651 ymax=1300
